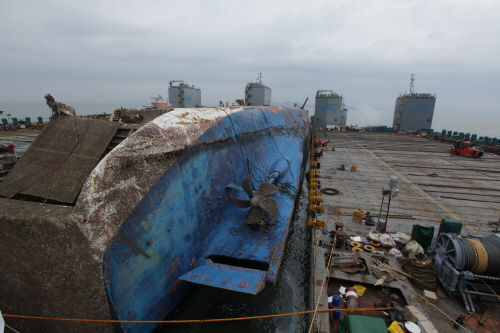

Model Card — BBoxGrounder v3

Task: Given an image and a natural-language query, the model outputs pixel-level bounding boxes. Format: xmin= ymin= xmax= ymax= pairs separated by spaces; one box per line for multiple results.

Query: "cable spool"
xmin=465 ymin=239 xmax=488 ymax=274
xmin=435 ymin=233 xmax=500 ymax=277
xmin=482 ymin=240 xmax=500 ymax=276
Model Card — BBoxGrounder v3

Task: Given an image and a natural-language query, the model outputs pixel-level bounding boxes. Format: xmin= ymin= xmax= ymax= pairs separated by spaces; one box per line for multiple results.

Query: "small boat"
xmin=149 ymin=94 xmax=171 ymax=108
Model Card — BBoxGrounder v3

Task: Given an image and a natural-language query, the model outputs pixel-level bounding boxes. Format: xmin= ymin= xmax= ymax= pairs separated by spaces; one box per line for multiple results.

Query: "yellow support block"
xmin=308 ymin=189 xmax=322 ymax=196
xmin=307 ymin=203 xmax=324 ymax=213
xmin=309 ymin=179 xmax=321 ymax=186
xmin=310 ymin=170 xmax=320 ymax=177
xmin=308 ymin=195 xmax=323 ymax=203
xmin=307 ymin=216 xmax=325 ymax=228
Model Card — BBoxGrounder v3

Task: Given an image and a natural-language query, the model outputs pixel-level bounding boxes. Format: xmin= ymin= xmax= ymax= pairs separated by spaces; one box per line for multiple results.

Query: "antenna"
xmin=410 ymin=74 xmax=415 ymax=94
xmin=257 ymin=72 xmax=263 ymax=83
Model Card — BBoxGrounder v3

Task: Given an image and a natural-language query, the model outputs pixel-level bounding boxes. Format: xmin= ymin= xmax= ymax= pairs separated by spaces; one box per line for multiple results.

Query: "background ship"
xmin=144 ymin=95 xmax=171 ymax=109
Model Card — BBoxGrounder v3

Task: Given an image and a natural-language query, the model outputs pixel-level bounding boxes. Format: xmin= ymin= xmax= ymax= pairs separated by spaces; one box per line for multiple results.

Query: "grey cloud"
xmin=0 ymin=0 xmax=499 ymax=124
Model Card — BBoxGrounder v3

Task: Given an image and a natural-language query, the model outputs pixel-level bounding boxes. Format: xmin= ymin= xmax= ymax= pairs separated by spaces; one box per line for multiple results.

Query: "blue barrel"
xmin=1 ymin=118 xmax=7 ymax=125
xmin=333 ymin=307 xmax=340 ymax=319
xmin=38 ymin=117 xmax=43 ymax=123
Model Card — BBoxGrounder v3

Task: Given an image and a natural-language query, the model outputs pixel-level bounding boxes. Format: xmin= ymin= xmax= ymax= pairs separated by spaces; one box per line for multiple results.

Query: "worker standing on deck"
xmin=7 ymin=142 xmax=15 ymax=153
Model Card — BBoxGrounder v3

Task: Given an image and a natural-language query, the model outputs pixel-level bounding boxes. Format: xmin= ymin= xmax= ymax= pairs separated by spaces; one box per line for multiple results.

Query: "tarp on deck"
xmin=339 ymin=315 xmax=387 ymax=333
xmin=438 ymin=218 xmax=462 ymax=235
xmin=412 ymin=224 xmax=435 ymax=250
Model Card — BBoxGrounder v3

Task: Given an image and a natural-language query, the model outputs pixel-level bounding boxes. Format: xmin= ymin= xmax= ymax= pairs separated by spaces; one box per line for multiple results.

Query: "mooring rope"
xmin=2 ymin=307 xmax=395 ymax=324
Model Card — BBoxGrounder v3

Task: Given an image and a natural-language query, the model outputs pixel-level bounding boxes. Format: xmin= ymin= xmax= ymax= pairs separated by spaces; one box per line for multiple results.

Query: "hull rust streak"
xmin=0 ymin=106 xmax=310 ymax=333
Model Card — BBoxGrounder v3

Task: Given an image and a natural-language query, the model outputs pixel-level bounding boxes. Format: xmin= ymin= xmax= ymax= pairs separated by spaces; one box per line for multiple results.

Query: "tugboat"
xmin=149 ymin=94 xmax=171 ymax=108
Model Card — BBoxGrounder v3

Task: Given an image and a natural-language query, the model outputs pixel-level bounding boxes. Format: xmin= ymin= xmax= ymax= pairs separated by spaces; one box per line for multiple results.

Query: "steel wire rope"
xmin=257 ymin=106 xmax=295 ymax=183
xmin=217 ymin=108 xmax=267 ymax=185
xmin=461 ymin=238 xmax=500 ymax=276
xmin=482 ymin=240 xmax=500 ymax=276
xmin=233 ymin=110 xmax=270 ymax=182
xmin=232 ymin=110 xmax=274 ymax=183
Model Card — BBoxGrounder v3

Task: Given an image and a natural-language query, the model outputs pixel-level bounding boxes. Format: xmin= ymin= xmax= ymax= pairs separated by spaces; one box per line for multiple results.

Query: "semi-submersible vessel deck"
xmin=2 ymin=111 xmax=500 ymax=333
xmin=310 ymin=130 xmax=500 ymax=333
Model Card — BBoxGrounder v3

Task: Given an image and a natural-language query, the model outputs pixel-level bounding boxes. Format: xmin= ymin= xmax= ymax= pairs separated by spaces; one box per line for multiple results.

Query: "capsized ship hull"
xmin=0 ymin=106 xmax=310 ymax=333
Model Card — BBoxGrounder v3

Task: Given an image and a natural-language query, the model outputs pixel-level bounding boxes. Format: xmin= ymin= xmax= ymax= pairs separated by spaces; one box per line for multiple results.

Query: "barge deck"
xmin=310 ymin=131 xmax=500 ymax=333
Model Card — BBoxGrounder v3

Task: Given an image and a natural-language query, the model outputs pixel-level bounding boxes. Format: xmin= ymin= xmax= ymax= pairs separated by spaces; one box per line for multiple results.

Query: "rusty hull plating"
xmin=0 ymin=106 xmax=310 ymax=333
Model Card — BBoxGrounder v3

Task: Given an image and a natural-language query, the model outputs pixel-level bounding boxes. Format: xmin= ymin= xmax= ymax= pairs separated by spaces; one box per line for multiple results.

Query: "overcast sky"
xmin=1 ymin=1 xmax=499 ymax=125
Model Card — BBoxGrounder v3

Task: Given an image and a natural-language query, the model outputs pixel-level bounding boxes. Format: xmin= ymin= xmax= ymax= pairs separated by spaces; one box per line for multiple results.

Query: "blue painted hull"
xmin=103 ymin=106 xmax=310 ymax=332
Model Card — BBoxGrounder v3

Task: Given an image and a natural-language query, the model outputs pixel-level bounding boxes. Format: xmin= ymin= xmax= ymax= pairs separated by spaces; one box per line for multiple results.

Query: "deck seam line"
xmin=350 ymin=138 xmax=482 ymax=237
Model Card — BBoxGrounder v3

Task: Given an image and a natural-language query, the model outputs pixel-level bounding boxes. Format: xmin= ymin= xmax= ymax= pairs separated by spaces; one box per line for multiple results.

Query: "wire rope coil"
xmin=436 ymin=234 xmax=500 ymax=277
xmin=465 ymin=239 xmax=488 ymax=275
xmin=481 ymin=240 xmax=500 ymax=275
xmin=403 ymin=252 xmax=437 ymax=291
xmin=350 ymin=241 xmax=362 ymax=247
xmin=352 ymin=208 xmax=365 ymax=222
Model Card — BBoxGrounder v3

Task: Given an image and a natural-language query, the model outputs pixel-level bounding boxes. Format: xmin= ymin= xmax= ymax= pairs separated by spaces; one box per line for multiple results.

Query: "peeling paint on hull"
xmin=102 ymin=106 xmax=310 ymax=332
xmin=0 ymin=106 xmax=310 ymax=333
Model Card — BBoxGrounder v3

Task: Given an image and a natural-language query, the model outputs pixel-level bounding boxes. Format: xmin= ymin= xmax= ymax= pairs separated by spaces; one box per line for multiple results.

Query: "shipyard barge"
xmin=310 ymin=130 xmax=500 ymax=333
